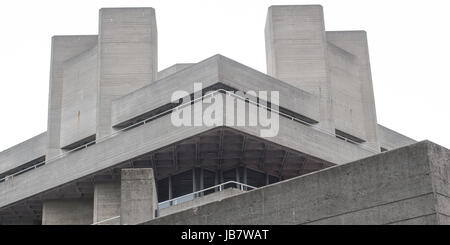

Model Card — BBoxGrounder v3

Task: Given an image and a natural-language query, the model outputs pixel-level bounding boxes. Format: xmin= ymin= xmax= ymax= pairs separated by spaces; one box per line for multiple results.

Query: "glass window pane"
xmin=171 ymin=170 xmax=193 ymax=198
xmin=247 ymin=168 xmax=266 ymax=188
xmin=157 ymin=177 xmax=169 ymax=202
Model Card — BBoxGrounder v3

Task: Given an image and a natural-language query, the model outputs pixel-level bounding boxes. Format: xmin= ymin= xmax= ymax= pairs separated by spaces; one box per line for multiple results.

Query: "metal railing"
xmin=157 ymin=181 xmax=256 ymax=210
xmin=91 ymin=215 xmax=121 ymax=225
xmin=0 ymin=88 xmax=379 ymax=183
xmin=91 ymin=180 xmax=256 ymax=225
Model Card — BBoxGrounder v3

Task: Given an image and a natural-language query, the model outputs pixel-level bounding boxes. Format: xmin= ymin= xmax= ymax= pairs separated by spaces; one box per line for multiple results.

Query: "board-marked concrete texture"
xmin=143 ymin=141 xmax=450 ymax=225
xmin=120 ymin=168 xmax=157 ymax=225
xmin=97 ymin=8 xmax=158 ymax=139
xmin=46 ymin=36 xmax=98 ymax=159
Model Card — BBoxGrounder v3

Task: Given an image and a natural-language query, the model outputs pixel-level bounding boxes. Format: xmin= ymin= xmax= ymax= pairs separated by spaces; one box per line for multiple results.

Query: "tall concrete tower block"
xmin=47 ymin=36 xmax=98 ymax=159
xmin=326 ymin=31 xmax=379 ymax=150
xmin=97 ymin=8 xmax=158 ymax=139
xmin=265 ymin=5 xmax=334 ymax=131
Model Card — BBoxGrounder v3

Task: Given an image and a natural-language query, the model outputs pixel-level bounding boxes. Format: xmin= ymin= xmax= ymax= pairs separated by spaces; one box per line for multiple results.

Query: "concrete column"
xmin=97 ymin=8 xmax=158 ymax=139
xmin=46 ymin=36 xmax=98 ymax=159
xmin=265 ymin=5 xmax=334 ymax=132
xmin=93 ymin=182 xmax=121 ymax=225
xmin=120 ymin=168 xmax=158 ymax=225
xmin=326 ymin=31 xmax=380 ymax=151
xmin=42 ymin=199 xmax=93 ymax=225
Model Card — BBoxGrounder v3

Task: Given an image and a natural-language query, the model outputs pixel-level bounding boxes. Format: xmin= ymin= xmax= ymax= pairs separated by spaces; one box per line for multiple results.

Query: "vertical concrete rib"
xmin=46 ymin=36 xmax=98 ymax=159
xmin=97 ymin=8 xmax=158 ymax=139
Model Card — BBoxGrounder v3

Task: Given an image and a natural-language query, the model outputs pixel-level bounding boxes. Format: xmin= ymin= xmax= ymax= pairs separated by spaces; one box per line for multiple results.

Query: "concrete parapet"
xmin=377 ymin=124 xmax=416 ymax=151
xmin=158 ymin=63 xmax=193 ymax=79
xmin=0 ymin=132 xmax=47 ymax=175
xmin=144 ymin=141 xmax=450 ymax=225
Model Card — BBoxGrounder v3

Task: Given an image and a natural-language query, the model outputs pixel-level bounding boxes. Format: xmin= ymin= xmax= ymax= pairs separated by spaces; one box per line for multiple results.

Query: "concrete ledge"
xmin=143 ymin=141 xmax=450 ymax=225
xmin=158 ymin=63 xmax=193 ymax=79
xmin=377 ymin=124 xmax=416 ymax=150
xmin=0 ymin=132 xmax=47 ymax=175
xmin=0 ymin=95 xmax=374 ymax=210
xmin=111 ymin=55 xmax=320 ymax=128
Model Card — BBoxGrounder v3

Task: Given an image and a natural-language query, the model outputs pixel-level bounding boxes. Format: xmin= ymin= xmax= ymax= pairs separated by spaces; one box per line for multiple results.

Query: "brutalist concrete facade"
xmin=1 ymin=5 xmax=442 ymax=225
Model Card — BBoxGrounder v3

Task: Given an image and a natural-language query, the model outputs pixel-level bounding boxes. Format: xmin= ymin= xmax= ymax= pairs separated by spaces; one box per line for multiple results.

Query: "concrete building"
xmin=0 ymin=5 xmax=447 ymax=225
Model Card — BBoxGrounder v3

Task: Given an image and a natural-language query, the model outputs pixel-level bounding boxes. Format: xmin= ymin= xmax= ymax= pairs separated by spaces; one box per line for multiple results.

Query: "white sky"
xmin=0 ymin=0 xmax=449 ymax=151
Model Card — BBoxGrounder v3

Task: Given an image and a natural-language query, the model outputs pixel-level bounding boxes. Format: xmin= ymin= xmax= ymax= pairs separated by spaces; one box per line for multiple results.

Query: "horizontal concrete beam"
xmin=0 ymin=95 xmax=374 ymax=209
xmin=158 ymin=63 xmax=193 ymax=79
xmin=0 ymin=132 xmax=47 ymax=175
xmin=111 ymin=55 xmax=320 ymax=128
xmin=377 ymin=124 xmax=416 ymax=150
xmin=144 ymin=141 xmax=450 ymax=225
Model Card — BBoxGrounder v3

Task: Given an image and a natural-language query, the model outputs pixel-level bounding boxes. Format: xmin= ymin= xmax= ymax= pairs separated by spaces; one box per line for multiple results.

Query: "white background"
xmin=0 ymin=0 xmax=449 ymax=151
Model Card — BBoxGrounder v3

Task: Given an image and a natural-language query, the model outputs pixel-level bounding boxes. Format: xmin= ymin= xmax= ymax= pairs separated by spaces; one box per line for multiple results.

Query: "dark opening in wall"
xmin=171 ymin=170 xmax=193 ymax=198
xmin=335 ymin=129 xmax=365 ymax=144
xmin=155 ymin=167 xmax=281 ymax=202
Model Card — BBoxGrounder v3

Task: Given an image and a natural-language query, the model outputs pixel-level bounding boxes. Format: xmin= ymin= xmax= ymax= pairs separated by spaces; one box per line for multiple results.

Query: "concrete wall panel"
xmin=144 ymin=141 xmax=449 ymax=225
xmin=120 ymin=168 xmax=157 ymax=225
xmin=93 ymin=182 xmax=120 ymax=225
xmin=47 ymin=36 xmax=98 ymax=158
xmin=327 ymin=31 xmax=379 ymax=149
xmin=60 ymin=46 xmax=98 ymax=148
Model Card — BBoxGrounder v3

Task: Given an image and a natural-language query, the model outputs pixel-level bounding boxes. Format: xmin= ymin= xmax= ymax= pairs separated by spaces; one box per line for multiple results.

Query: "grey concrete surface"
xmin=0 ymin=132 xmax=46 ymax=175
xmin=111 ymin=55 xmax=320 ymax=128
xmin=42 ymin=199 xmax=93 ymax=225
xmin=97 ymin=8 xmax=158 ymax=139
xmin=265 ymin=5 xmax=334 ymax=132
xmin=158 ymin=63 xmax=193 ymax=79
xmin=327 ymin=31 xmax=379 ymax=150
xmin=46 ymin=36 xmax=98 ymax=159
xmin=120 ymin=168 xmax=157 ymax=225
xmin=378 ymin=124 xmax=416 ymax=150
xmin=0 ymin=94 xmax=374 ymax=210
xmin=0 ymin=5 xmax=426 ymax=225
xmin=60 ymin=46 xmax=98 ymax=148
xmin=93 ymin=182 xmax=120 ymax=225
xmin=143 ymin=141 xmax=450 ymax=225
